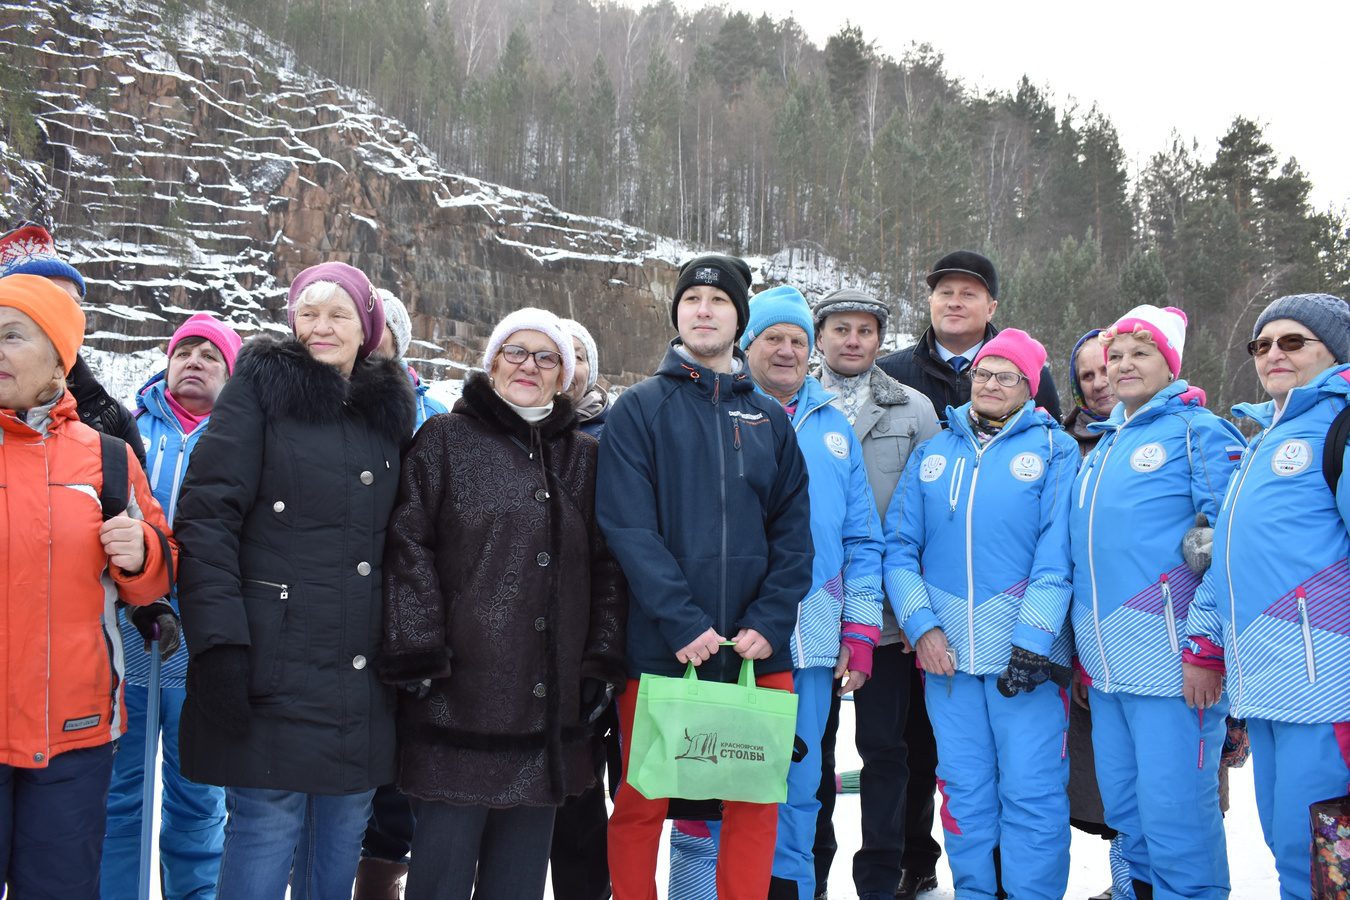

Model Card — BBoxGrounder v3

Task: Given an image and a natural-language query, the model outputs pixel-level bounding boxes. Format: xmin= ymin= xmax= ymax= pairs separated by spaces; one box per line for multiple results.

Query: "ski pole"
xmin=138 ymin=623 xmax=162 ymax=900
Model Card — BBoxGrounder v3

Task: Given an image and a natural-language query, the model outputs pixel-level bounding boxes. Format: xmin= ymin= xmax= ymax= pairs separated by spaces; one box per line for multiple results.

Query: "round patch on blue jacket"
xmin=1009 ymin=452 xmax=1044 ymax=482
xmin=1271 ymin=439 xmax=1313 ymax=476
xmin=1130 ymin=443 xmax=1167 ymax=472
xmin=825 ymin=431 xmax=850 ymax=460
xmin=920 ymin=454 xmax=947 ymax=482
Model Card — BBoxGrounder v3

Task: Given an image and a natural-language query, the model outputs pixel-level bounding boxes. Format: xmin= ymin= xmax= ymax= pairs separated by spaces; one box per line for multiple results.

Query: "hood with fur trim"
xmin=236 ymin=334 xmax=415 ymax=446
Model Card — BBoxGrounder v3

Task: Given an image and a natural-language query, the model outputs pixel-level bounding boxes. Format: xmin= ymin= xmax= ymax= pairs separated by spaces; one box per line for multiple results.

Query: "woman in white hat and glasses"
xmin=381 ymin=308 xmax=627 ymax=900
xmin=1185 ymin=293 xmax=1350 ymax=900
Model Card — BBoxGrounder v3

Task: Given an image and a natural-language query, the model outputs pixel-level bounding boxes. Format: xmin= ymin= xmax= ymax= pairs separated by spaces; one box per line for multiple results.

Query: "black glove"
xmin=580 ymin=677 xmax=615 ymax=725
xmin=1182 ymin=512 xmax=1214 ymax=575
xmin=129 ymin=602 xmax=181 ymax=660
xmin=399 ymin=679 xmax=432 ymax=701
xmin=189 ymin=645 xmax=252 ymax=738
xmin=996 ymin=647 xmax=1052 ymax=698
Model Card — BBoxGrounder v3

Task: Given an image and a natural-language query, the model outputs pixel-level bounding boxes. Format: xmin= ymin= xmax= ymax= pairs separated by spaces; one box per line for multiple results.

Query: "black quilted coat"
xmin=380 ymin=371 xmax=627 ymax=807
xmin=175 ymin=335 xmax=414 ymax=794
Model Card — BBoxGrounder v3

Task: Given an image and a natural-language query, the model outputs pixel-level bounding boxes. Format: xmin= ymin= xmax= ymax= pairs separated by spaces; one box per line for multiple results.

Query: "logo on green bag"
xmin=675 ymin=729 xmax=767 ymax=764
xmin=676 ymin=730 xmax=720 ymax=763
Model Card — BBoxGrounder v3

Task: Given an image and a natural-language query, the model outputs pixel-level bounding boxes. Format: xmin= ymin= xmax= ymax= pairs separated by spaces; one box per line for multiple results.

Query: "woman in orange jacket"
xmin=0 ymin=274 xmax=178 ymax=899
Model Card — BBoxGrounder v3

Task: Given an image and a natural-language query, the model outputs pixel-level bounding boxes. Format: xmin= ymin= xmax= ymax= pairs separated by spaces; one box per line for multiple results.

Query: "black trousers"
xmin=814 ymin=643 xmax=941 ymax=894
xmin=362 ymin=782 xmax=416 ymax=862
xmin=406 ymin=801 xmax=556 ymax=900
xmin=548 ymin=703 xmax=621 ymax=900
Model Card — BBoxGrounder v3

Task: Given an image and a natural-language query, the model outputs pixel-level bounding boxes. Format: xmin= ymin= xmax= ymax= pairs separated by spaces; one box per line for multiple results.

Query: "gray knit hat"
xmin=377 ymin=288 xmax=412 ymax=359
xmin=1253 ymin=293 xmax=1350 ymax=363
xmin=811 ymin=288 xmax=890 ymax=334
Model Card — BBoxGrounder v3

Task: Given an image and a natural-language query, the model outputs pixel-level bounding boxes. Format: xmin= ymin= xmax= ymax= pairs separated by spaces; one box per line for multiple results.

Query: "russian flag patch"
xmin=1226 ymin=444 xmax=1244 ymax=462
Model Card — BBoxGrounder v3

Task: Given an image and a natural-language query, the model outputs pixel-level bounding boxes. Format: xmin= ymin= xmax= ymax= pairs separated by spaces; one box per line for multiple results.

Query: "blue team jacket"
xmin=775 ymin=376 xmax=884 ymax=670
xmin=124 ymin=372 xmax=210 ymax=687
xmin=885 ymin=399 xmax=1079 ymax=675
xmin=1188 ymin=365 xmax=1350 ymax=724
xmin=1069 ymin=380 xmax=1244 ymax=695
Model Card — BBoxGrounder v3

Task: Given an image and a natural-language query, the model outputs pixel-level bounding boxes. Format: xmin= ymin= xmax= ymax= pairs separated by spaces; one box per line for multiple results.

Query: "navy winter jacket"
xmin=597 ymin=344 xmax=814 ymax=682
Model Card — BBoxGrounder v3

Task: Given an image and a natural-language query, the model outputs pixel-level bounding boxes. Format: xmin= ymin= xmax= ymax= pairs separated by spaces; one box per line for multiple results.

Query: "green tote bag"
xmin=627 ymin=653 xmax=799 ymax=804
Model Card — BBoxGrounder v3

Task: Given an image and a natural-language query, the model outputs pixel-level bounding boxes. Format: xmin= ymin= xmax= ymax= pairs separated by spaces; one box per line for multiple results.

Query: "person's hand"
xmin=1071 ymin=666 xmax=1091 ymax=710
xmin=129 ymin=603 xmax=181 ymax=660
xmin=100 ymin=513 xmax=146 ymax=574
xmin=996 ymin=647 xmax=1052 ymax=698
xmin=834 ymin=642 xmax=870 ymax=695
xmin=580 ymin=677 xmax=615 ymax=724
xmin=676 ymin=628 xmax=724 ymax=666
xmin=731 ymin=628 xmax=772 ymax=660
xmin=400 ymin=679 xmax=432 ymax=700
xmin=898 ymin=629 xmax=914 ymax=654
xmin=1182 ymin=513 xmax=1214 ymax=575
xmin=189 ymin=645 xmax=251 ymax=738
xmin=1183 ymin=662 xmax=1223 ymax=709
xmin=915 ymin=629 xmax=954 ymax=676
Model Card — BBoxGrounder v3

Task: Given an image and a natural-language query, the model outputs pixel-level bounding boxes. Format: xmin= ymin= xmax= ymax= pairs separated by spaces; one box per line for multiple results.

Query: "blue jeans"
xmin=102 ymin=683 xmax=226 ymax=899
xmin=0 ymin=743 xmax=115 ymax=899
xmin=216 ymin=787 xmax=374 ymax=900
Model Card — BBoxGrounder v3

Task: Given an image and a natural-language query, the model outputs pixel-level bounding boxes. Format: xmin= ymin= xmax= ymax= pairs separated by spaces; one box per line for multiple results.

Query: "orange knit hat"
xmin=0 ymin=274 xmax=87 ymax=373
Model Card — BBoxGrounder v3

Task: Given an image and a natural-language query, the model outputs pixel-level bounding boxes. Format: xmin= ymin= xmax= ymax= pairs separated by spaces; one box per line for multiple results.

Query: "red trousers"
xmin=608 ymin=669 xmax=794 ymax=900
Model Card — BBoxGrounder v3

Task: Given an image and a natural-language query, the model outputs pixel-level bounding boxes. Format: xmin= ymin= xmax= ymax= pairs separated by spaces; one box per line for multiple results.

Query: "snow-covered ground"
xmin=631 ymin=698 xmax=1278 ymax=899
xmin=135 ymin=676 xmax=1279 ymax=899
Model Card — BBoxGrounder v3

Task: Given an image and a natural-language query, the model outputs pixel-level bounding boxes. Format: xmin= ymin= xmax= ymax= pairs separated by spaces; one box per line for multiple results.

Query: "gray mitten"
xmin=1182 ymin=512 xmax=1213 ymax=575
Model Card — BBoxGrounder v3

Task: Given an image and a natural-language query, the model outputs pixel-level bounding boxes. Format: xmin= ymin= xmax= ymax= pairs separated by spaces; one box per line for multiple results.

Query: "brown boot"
xmin=353 ymin=857 xmax=408 ymax=900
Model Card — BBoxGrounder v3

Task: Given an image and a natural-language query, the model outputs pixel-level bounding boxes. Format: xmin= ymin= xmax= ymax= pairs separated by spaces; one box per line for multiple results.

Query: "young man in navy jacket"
xmin=598 ymin=254 xmax=813 ymax=900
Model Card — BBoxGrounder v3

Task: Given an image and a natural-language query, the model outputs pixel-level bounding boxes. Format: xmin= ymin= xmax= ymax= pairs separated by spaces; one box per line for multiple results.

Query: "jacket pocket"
xmin=873 ymin=432 xmax=916 ymax=474
xmin=1297 ymin=587 xmax=1317 ymax=683
xmin=1161 ymin=574 xmax=1180 ymax=656
xmin=243 ymin=579 xmax=290 ymax=698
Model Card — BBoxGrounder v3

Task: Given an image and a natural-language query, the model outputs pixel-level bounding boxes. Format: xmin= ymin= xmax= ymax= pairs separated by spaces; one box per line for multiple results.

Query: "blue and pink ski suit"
xmin=1188 ymin=365 xmax=1350 ymax=900
xmin=885 ymin=399 xmax=1078 ymax=900
xmin=1069 ymin=379 xmax=1243 ymax=899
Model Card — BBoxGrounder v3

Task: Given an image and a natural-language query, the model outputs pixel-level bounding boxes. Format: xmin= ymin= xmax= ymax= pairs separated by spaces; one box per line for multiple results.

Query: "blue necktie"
xmin=950 ymin=355 xmax=968 ymax=373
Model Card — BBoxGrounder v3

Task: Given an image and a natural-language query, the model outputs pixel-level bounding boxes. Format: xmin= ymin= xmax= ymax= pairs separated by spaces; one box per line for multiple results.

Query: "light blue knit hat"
xmin=739 ymin=285 xmax=814 ymax=350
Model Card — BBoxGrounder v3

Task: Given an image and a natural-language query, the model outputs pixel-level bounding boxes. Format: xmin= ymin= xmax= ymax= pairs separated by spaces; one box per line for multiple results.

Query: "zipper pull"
xmin=280 ymin=585 xmax=289 ymax=600
xmin=733 ymin=418 xmax=742 ymax=450
xmin=713 ymin=377 xmax=721 ymax=406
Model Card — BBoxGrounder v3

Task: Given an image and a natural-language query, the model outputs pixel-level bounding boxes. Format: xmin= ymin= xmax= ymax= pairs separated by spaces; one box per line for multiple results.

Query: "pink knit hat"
xmin=169 ymin=313 xmax=242 ymax=372
xmin=1106 ymin=305 xmax=1187 ymax=378
xmin=973 ymin=328 xmax=1046 ymax=396
xmin=286 ymin=262 xmax=384 ymax=360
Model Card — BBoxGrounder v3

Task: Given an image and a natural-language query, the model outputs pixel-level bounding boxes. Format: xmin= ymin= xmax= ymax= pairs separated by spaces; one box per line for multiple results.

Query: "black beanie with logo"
xmin=671 ymin=254 xmax=753 ymax=337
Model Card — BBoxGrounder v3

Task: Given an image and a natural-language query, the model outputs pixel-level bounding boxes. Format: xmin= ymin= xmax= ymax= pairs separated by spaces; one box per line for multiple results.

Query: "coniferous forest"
xmin=36 ymin=0 xmax=1350 ymax=409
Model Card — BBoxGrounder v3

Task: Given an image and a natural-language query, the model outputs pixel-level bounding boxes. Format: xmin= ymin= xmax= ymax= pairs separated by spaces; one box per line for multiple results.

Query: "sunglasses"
xmin=500 ymin=344 xmax=561 ymax=369
xmin=1246 ymin=334 xmax=1322 ymax=357
xmin=970 ymin=368 xmax=1027 ymax=388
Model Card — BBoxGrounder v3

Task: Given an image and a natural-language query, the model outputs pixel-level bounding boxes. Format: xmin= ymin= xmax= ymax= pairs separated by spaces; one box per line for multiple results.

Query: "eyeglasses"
xmin=970 ymin=368 xmax=1027 ymax=388
xmin=499 ymin=344 xmax=561 ymax=369
xmin=1246 ymin=334 xmax=1322 ymax=357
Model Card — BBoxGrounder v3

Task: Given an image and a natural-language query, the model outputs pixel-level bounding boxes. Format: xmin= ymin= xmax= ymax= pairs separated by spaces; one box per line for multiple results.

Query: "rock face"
xmin=0 ymin=0 xmax=690 ymax=383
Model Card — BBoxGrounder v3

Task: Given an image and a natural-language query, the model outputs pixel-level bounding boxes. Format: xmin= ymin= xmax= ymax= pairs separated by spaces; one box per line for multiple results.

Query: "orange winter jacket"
xmin=0 ymin=392 xmax=177 ymax=768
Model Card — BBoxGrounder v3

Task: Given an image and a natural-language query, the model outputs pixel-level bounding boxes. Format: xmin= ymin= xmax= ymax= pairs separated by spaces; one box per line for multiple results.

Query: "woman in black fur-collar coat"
xmin=174 ymin=263 xmax=415 ymax=900
xmin=380 ymin=308 xmax=626 ymax=900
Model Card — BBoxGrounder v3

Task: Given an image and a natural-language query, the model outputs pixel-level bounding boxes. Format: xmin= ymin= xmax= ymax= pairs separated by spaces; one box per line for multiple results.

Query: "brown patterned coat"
xmin=379 ymin=371 xmax=626 ymax=806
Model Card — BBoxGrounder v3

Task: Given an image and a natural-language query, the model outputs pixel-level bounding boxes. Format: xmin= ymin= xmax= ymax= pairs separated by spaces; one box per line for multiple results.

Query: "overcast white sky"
xmin=644 ymin=0 xmax=1348 ymax=211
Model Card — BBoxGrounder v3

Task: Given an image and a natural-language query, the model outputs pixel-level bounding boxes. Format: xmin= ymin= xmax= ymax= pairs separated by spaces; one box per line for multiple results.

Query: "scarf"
xmin=819 ymin=365 xmax=872 ymax=425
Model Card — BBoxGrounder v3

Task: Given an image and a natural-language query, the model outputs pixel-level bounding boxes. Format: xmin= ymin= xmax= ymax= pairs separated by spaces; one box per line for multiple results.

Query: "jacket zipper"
xmin=150 ymin=434 xmax=168 ymax=490
xmin=714 ymin=376 xmax=728 ymax=644
xmin=246 ymin=578 xmax=289 ymax=600
xmin=167 ymin=433 xmax=189 ymax=524
xmin=1161 ymin=573 xmax=1180 ymax=655
xmin=954 ymin=411 xmax=1020 ymax=669
xmin=1221 ymin=429 xmax=1268 ymax=698
xmin=1083 ymin=430 xmax=1121 ymax=689
xmin=1296 ymin=587 xmax=1317 ymax=683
